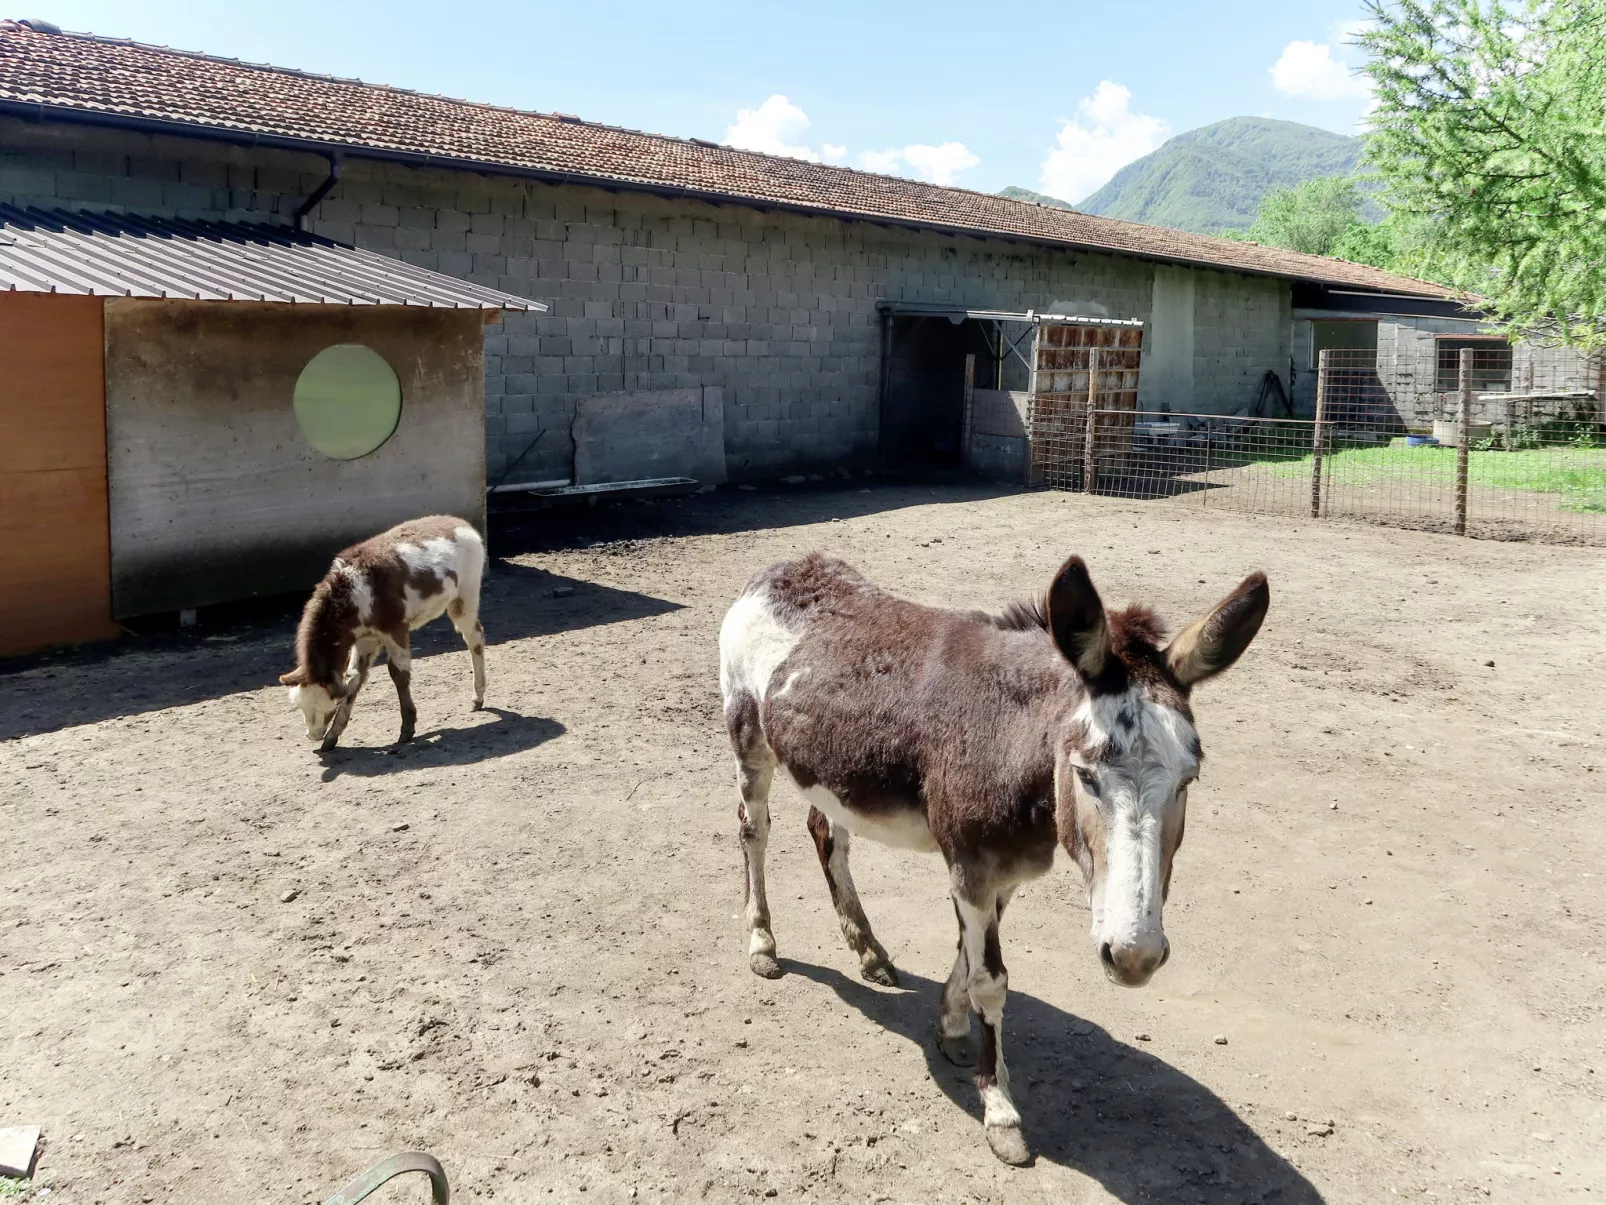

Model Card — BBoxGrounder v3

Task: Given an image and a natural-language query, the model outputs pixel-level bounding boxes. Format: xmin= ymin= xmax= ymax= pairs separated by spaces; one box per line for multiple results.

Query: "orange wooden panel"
xmin=0 ymin=293 xmax=117 ymax=655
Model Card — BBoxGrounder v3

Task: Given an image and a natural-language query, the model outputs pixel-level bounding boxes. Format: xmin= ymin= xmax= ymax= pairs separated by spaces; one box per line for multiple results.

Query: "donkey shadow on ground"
xmin=787 ymin=960 xmax=1322 ymax=1205
xmin=0 ymin=562 xmax=674 ymax=740
xmin=316 ymin=706 xmax=565 ymax=781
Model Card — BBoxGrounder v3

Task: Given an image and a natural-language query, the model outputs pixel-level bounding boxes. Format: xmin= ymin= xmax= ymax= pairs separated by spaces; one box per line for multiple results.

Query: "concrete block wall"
xmin=1189 ymin=271 xmax=1290 ymax=414
xmin=5 ymin=115 xmax=1297 ymax=480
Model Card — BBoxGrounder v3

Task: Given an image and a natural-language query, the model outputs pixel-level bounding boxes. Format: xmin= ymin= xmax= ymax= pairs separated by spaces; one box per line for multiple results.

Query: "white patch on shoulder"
xmin=339 ymin=563 xmax=375 ymax=624
xmin=794 ymin=777 xmax=939 ymax=854
xmin=719 ymin=589 xmax=801 ymax=706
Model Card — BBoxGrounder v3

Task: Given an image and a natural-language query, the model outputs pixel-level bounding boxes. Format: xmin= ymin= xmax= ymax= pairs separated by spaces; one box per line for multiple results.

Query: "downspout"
xmin=292 ymin=152 xmax=343 ymax=232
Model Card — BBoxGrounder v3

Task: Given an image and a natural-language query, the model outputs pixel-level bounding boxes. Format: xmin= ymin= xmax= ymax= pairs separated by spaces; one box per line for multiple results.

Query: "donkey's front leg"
xmin=320 ymin=648 xmax=375 ymax=751
xmin=937 ymin=918 xmax=974 ymax=1066
xmin=383 ymin=632 xmax=418 ymax=745
xmin=954 ymin=878 xmax=1030 ymax=1166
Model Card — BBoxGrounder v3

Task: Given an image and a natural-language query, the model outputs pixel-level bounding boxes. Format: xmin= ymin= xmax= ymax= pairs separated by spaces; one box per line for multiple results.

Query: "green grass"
xmin=1254 ymin=441 xmax=1606 ymax=513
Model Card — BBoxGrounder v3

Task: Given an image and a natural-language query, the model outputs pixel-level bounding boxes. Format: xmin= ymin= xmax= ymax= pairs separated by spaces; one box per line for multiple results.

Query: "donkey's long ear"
xmin=1166 ymin=571 xmax=1270 ymax=688
xmin=1046 ymin=556 xmax=1112 ymax=680
xmin=279 ymin=667 xmax=307 ymax=686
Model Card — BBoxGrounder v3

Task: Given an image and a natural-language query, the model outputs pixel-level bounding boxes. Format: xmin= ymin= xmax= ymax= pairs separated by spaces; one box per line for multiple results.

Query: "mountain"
xmin=1074 ymin=118 xmax=1365 ymax=234
xmin=997 ymin=185 xmax=1077 ymax=211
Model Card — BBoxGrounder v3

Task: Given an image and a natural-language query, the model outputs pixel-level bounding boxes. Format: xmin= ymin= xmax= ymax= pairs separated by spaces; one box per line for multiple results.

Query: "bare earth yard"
xmin=2 ymin=483 xmax=1603 ymax=1205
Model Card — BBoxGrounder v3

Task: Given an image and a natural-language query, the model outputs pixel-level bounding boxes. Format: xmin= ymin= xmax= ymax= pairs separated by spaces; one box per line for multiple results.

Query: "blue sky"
xmin=35 ymin=0 xmax=1379 ymax=201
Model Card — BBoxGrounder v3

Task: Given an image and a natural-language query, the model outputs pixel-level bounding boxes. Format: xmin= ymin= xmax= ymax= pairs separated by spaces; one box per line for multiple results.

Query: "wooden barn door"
xmin=0 ymin=293 xmax=117 ymax=656
xmin=1027 ymin=322 xmax=1143 ymax=488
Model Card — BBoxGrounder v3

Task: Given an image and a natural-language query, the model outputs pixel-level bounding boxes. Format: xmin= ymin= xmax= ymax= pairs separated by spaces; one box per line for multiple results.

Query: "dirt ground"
xmin=2 ymin=482 xmax=1603 ymax=1205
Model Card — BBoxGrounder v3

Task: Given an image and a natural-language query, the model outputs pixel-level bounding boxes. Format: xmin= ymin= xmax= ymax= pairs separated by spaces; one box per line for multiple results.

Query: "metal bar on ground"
xmin=1311 ymin=349 xmax=1329 ymax=518
xmin=322 ymin=1151 xmax=449 ymax=1205
xmin=1456 ymin=347 xmax=1472 ymax=536
xmin=530 ymin=477 xmax=697 ymax=498
xmin=1083 ymin=347 xmax=1100 ymax=495
xmin=487 ymin=478 xmax=572 ymax=495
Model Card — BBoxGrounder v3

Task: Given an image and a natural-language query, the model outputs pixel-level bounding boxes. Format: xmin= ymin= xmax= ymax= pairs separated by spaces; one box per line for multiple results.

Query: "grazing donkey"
xmin=280 ymin=516 xmax=487 ymax=750
xmin=719 ymin=553 xmax=1268 ymax=1165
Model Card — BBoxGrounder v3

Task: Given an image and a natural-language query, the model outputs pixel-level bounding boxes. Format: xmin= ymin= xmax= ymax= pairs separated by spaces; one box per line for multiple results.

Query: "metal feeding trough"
xmin=1134 ymin=420 xmax=1182 ymax=445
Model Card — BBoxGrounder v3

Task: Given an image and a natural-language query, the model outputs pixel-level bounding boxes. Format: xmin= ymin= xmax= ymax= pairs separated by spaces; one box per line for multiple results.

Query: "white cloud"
xmin=723 ymin=94 xmax=978 ymax=185
xmin=857 ymin=148 xmax=903 ymax=175
xmin=1039 ymin=81 xmax=1170 ymax=203
xmin=723 ymin=94 xmax=821 ymax=162
xmin=1270 ymin=40 xmax=1370 ymax=101
xmin=899 ymin=142 xmax=981 ymax=186
xmin=858 ymin=142 xmax=980 ymax=186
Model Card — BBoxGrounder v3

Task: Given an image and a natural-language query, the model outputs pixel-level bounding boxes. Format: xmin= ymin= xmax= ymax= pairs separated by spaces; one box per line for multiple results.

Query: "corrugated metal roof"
xmin=0 ymin=205 xmax=546 ymax=308
xmin=878 ymin=301 xmax=1145 ymax=326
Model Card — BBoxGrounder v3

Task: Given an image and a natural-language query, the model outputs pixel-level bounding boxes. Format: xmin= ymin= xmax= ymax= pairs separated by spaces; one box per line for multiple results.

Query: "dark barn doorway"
xmin=878 ymin=310 xmax=1027 ymax=471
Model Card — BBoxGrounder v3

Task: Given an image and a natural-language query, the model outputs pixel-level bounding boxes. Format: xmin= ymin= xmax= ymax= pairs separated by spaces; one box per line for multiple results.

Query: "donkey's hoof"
xmin=749 ymin=952 xmax=783 ymax=979
xmin=985 ymin=1123 xmax=1032 ymax=1166
xmin=319 ymin=735 xmax=339 ymax=753
xmin=860 ymin=958 xmax=899 ymax=988
xmin=938 ymin=1032 xmax=976 ymax=1066
xmin=472 ymin=699 xmax=484 ymax=711
xmin=396 ymin=727 xmax=415 ymax=746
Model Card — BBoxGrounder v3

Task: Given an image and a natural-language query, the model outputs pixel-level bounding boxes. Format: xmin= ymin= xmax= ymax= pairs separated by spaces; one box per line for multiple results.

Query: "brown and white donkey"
xmin=280 ymin=516 xmax=487 ymax=750
xmin=719 ymin=552 xmax=1268 ymax=1165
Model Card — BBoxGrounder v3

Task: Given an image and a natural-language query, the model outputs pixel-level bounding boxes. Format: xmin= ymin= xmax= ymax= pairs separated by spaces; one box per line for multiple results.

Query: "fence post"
xmin=1082 ymin=347 xmax=1099 ymax=494
xmin=961 ymin=353 xmax=976 ymax=470
xmin=1310 ymin=349 xmax=1329 ymax=518
xmin=1456 ymin=346 xmax=1472 ymax=536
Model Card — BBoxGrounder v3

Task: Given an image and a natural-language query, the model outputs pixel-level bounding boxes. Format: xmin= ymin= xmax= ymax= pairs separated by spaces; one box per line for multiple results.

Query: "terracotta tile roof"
xmin=0 ymin=23 xmax=1453 ymax=299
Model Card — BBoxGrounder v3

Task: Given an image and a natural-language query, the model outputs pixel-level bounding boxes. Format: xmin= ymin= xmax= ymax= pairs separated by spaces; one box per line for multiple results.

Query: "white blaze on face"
xmin=1076 ymin=691 xmax=1198 ymax=971
xmin=289 ymin=682 xmax=339 ymax=742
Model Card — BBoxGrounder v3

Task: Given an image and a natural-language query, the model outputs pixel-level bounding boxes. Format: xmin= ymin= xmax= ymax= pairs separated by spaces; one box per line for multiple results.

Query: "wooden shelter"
xmin=0 ymin=206 xmax=543 ymax=657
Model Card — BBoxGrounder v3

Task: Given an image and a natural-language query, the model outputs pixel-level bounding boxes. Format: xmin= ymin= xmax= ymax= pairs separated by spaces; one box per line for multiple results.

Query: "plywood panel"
xmin=105 ymin=300 xmax=486 ymax=618
xmin=0 ymin=293 xmax=118 ymax=656
xmin=1029 ymin=323 xmax=1144 ymax=488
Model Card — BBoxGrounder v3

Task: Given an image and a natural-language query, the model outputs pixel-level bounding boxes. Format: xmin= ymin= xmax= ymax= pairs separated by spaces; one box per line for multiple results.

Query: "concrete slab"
xmin=0 ymin=1125 xmax=40 ymax=1179
xmin=572 ymin=386 xmax=726 ymax=486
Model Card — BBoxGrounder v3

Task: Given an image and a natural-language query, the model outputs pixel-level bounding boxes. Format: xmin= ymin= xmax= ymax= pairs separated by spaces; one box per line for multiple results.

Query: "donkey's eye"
xmin=1075 ymin=766 xmax=1100 ymax=796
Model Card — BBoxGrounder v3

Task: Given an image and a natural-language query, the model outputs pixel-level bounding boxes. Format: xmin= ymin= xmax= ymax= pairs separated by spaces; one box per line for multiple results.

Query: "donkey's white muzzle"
xmin=1099 ymin=934 xmax=1169 ymax=987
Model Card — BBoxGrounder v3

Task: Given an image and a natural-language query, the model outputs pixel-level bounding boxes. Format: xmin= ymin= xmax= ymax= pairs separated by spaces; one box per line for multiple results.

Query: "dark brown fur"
xmin=285 ymin=516 xmax=464 ymax=689
xmin=723 ymin=551 xmax=1269 ymax=1163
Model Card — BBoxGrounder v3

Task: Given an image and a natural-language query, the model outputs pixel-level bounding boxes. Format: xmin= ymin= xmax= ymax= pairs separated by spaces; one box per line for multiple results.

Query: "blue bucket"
xmin=1405 ymin=435 xmax=1440 ymax=448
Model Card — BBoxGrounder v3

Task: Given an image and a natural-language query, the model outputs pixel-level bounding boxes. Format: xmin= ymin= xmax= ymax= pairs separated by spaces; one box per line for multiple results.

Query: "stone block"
xmin=0 ymin=1126 xmax=41 ymax=1179
xmin=572 ymin=386 xmax=728 ymax=485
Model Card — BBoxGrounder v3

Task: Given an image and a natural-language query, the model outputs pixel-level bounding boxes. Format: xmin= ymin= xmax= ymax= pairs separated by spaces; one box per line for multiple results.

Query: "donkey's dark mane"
xmin=989 ymin=599 xmax=1049 ymax=632
xmin=989 ymin=598 xmax=1171 ymax=655
xmin=294 ymin=577 xmax=357 ymax=686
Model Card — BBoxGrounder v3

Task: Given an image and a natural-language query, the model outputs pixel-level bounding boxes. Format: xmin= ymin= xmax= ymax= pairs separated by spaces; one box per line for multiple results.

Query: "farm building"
xmin=1291 ymin=281 xmax=1604 ymax=434
xmin=0 ymin=19 xmax=1465 ymax=497
xmin=0 ymin=204 xmax=541 ymax=656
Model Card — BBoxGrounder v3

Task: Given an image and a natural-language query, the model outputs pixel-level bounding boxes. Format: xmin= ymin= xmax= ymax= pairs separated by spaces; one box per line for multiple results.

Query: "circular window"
xmin=293 ymin=344 xmax=402 ymax=459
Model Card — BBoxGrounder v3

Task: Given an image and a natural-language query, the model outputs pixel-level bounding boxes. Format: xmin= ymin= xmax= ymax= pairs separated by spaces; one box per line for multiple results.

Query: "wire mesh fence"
xmin=1032 ymin=347 xmax=1606 ymax=545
